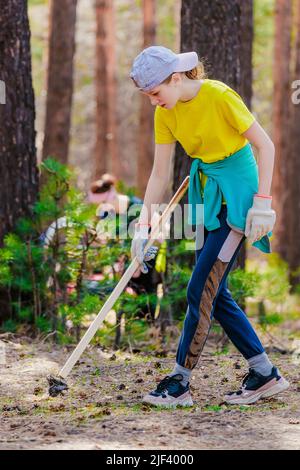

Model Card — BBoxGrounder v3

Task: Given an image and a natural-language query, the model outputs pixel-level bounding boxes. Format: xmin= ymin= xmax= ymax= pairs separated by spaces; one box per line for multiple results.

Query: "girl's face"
xmin=142 ymin=74 xmax=182 ymax=109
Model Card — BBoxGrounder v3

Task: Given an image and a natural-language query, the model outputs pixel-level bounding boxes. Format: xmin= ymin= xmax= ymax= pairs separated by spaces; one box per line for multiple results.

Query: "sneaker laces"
xmin=228 ymin=368 xmax=256 ymax=395
xmin=155 ymin=376 xmax=179 ymax=393
xmin=241 ymin=368 xmax=258 ymax=387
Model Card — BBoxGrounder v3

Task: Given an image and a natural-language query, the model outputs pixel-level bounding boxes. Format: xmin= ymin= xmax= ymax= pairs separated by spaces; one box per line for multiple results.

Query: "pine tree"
xmin=137 ymin=0 xmax=156 ymax=197
xmin=42 ymin=0 xmax=77 ymax=164
xmin=0 ymin=0 xmax=39 ymax=242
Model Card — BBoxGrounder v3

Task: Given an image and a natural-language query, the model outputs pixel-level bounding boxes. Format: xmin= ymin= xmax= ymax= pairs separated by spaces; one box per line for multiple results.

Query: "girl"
xmin=130 ymin=46 xmax=289 ymax=408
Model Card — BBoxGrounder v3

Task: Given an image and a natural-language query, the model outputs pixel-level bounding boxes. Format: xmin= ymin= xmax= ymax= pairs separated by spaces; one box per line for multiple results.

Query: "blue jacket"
xmin=188 ymin=143 xmax=271 ymax=254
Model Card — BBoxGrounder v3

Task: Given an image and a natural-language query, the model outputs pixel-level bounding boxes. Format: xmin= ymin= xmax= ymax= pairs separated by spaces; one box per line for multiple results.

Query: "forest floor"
xmin=1 ymin=331 xmax=299 ymax=450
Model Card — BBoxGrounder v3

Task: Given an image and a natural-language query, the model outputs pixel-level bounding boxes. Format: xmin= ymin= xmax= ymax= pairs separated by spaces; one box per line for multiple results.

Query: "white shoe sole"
xmin=224 ymin=377 xmax=290 ymax=405
xmin=142 ymin=391 xmax=194 ymax=409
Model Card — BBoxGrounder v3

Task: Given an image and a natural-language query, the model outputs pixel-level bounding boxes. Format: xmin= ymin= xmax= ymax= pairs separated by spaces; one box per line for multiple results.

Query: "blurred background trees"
xmin=0 ymin=0 xmax=39 ymax=243
xmin=137 ymin=0 xmax=156 ymax=197
xmin=0 ymin=0 xmax=299 ymax=348
xmin=42 ymin=0 xmax=77 ymax=164
xmin=173 ymin=0 xmax=254 ymax=272
xmin=94 ymin=0 xmax=119 ymax=178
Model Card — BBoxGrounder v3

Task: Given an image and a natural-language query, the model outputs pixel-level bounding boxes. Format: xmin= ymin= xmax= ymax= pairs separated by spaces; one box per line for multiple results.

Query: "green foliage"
xmin=28 ymin=0 xmax=48 ymax=97
xmin=159 ymin=240 xmax=193 ymax=322
xmin=251 ymin=253 xmax=291 ymax=304
xmin=213 ymin=345 xmax=230 ymax=356
xmin=35 ymin=315 xmax=52 ymax=333
xmin=60 ymin=294 xmax=102 ymax=328
xmin=115 ymin=179 xmax=137 ymax=199
xmin=156 ymin=0 xmax=179 ymax=50
xmin=125 ymin=318 xmax=149 ymax=342
xmin=3 ymin=319 xmax=17 ymax=333
xmin=228 ymin=268 xmax=260 ymax=304
xmin=244 ymin=253 xmax=291 ymax=325
xmin=259 ymin=312 xmax=282 ymax=326
xmin=0 ymin=158 xmax=157 ymax=345
xmin=203 ymin=405 xmax=224 ymax=412
xmin=0 ymin=156 xmax=295 ymax=346
xmin=0 ymin=158 xmax=123 ymax=340
xmin=28 ymin=0 xmax=47 ymax=5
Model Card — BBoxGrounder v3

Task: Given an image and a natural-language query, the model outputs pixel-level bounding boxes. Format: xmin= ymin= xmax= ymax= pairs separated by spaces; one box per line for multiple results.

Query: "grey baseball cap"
xmin=130 ymin=46 xmax=198 ymax=92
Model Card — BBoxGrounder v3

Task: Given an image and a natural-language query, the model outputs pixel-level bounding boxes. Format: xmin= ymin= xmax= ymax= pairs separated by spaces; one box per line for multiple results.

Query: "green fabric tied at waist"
xmin=188 ymin=143 xmax=272 ymax=254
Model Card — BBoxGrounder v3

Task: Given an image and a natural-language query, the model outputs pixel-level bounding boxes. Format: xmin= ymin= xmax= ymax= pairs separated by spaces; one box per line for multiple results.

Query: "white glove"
xmin=245 ymin=195 xmax=276 ymax=243
xmin=130 ymin=224 xmax=158 ymax=274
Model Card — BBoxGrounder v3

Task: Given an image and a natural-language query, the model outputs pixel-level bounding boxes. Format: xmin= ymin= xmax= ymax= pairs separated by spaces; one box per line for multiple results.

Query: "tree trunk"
xmin=94 ymin=0 xmax=119 ymax=179
xmin=287 ymin=0 xmax=300 ymax=288
xmin=0 ymin=0 xmax=39 ymax=316
xmin=174 ymin=0 xmax=254 ymax=185
xmin=239 ymin=0 xmax=253 ymax=109
xmin=173 ymin=0 xmax=253 ymax=273
xmin=235 ymin=0 xmax=253 ymax=271
xmin=0 ymin=0 xmax=38 ymax=241
xmin=272 ymin=0 xmax=292 ymax=261
xmin=137 ymin=0 xmax=156 ymax=197
xmin=42 ymin=0 xmax=77 ymax=164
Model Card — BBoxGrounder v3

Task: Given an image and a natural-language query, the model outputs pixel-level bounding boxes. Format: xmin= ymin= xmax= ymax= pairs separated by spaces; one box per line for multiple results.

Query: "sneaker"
xmin=142 ymin=374 xmax=194 ymax=408
xmin=224 ymin=366 xmax=289 ymax=405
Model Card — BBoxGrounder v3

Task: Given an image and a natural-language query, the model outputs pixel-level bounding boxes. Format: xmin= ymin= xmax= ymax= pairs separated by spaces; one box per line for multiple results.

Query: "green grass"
xmin=235 ymin=402 xmax=288 ymax=412
xmin=202 ymin=405 xmax=224 ymax=412
xmin=213 ymin=345 xmax=230 ymax=356
xmin=29 ymin=0 xmax=47 ymax=5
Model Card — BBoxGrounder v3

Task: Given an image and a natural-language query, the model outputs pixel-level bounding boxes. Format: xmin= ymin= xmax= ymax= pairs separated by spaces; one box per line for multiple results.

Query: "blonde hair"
xmin=162 ymin=61 xmax=206 ymax=84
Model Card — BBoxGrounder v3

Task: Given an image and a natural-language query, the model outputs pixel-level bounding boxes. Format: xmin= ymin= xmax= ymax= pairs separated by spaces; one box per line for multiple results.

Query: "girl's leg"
xmin=174 ymin=215 xmax=273 ymax=380
xmin=213 ymin=280 xmax=289 ymax=405
xmin=142 ymin=205 xmax=289 ymax=407
xmin=213 ymin=280 xmax=275 ymax=375
xmin=212 ymin=280 xmax=265 ymax=359
xmin=175 ymin=205 xmax=245 ymax=370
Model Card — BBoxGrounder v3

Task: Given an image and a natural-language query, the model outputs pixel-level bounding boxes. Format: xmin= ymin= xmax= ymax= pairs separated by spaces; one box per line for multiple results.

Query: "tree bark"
xmin=173 ymin=0 xmax=253 ymax=272
xmin=174 ymin=0 xmax=254 ymax=187
xmin=238 ymin=0 xmax=253 ymax=109
xmin=137 ymin=0 xmax=156 ymax=197
xmin=42 ymin=0 xmax=77 ymax=164
xmin=0 ymin=0 xmax=39 ymax=317
xmin=287 ymin=0 xmax=300 ymax=287
xmin=272 ymin=0 xmax=292 ymax=261
xmin=0 ymin=0 xmax=39 ymax=242
xmin=235 ymin=0 xmax=253 ymax=271
xmin=94 ymin=0 xmax=119 ymax=179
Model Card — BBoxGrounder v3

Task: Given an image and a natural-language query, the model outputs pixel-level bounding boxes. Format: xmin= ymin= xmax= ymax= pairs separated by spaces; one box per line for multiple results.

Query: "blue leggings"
xmin=176 ymin=205 xmax=265 ymax=369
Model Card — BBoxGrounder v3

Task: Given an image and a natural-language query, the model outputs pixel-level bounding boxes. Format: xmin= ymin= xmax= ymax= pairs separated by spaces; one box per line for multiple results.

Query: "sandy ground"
xmin=0 ymin=333 xmax=299 ymax=450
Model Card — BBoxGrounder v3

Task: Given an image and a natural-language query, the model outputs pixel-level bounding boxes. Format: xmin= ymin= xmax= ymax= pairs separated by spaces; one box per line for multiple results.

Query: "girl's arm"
xmin=242 ymin=121 xmax=276 ymax=242
xmin=138 ymin=142 xmax=176 ymax=225
xmin=242 ymin=121 xmax=275 ymax=195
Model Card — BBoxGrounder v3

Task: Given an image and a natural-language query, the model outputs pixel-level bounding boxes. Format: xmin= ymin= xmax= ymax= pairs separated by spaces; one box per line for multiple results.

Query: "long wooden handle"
xmin=59 ymin=176 xmax=190 ymax=379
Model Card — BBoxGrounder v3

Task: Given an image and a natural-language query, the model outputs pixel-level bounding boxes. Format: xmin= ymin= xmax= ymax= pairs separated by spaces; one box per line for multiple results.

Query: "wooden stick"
xmin=59 ymin=176 xmax=190 ymax=379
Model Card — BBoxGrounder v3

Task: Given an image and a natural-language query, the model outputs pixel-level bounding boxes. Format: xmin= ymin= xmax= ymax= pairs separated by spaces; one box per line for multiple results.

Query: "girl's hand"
xmin=130 ymin=224 xmax=158 ymax=274
xmin=245 ymin=195 xmax=276 ymax=243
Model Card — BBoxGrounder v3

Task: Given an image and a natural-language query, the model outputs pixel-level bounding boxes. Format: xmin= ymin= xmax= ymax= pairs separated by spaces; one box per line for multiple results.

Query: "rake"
xmin=47 ymin=176 xmax=190 ymax=396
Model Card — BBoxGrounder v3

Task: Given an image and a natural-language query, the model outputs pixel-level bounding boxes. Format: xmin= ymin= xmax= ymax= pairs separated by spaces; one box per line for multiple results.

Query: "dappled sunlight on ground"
xmin=0 ymin=335 xmax=299 ymax=450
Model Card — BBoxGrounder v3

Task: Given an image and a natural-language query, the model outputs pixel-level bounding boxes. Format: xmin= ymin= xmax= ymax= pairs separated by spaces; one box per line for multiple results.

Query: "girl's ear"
xmin=171 ymin=72 xmax=182 ymax=86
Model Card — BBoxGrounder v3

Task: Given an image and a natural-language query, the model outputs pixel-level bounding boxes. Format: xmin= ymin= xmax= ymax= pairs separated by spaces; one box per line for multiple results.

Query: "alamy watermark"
xmin=0 ymin=80 xmax=5 ymax=104
xmin=291 ymin=80 xmax=300 ymax=105
xmin=40 ymin=203 xmax=205 ymax=251
xmin=95 ymin=202 xmax=205 ymax=251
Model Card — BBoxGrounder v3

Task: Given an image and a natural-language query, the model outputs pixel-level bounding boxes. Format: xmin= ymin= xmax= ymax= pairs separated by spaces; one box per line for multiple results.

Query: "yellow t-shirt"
xmin=154 ymin=79 xmax=256 ymax=197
